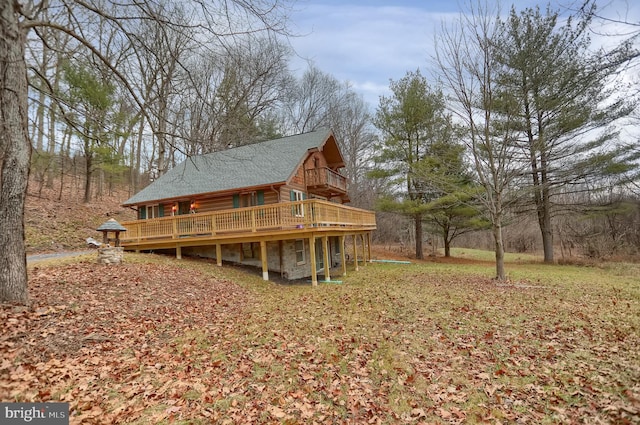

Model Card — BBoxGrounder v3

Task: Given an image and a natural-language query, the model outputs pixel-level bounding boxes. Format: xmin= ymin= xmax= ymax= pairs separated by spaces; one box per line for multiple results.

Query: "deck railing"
xmin=120 ymin=199 xmax=376 ymax=244
xmin=305 ymin=168 xmax=347 ymax=192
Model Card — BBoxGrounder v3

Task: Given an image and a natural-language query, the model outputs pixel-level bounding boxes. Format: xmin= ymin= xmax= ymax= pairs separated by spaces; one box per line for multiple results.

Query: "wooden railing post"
xmin=251 ymin=209 xmax=256 ymax=232
xmin=119 ymin=201 xmax=376 ymax=250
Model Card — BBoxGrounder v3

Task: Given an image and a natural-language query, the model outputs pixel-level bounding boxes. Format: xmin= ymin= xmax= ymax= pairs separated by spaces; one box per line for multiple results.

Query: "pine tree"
xmin=372 ymin=70 xmax=456 ymax=259
xmin=494 ymin=3 xmax=638 ymax=262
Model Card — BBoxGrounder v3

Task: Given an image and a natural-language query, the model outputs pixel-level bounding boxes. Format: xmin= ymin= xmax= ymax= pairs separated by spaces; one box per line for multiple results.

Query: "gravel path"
xmin=27 ymin=250 xmax=95 ymax=264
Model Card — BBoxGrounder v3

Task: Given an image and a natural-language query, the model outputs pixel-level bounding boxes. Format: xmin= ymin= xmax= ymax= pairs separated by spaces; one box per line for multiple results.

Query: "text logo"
xmin=1 ymin=403 xmax=68 ymax=424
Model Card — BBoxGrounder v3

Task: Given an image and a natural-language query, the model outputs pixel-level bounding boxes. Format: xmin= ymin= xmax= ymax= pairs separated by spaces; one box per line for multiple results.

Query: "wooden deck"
xmin=120 ymin=199 xmax=376 ymax=250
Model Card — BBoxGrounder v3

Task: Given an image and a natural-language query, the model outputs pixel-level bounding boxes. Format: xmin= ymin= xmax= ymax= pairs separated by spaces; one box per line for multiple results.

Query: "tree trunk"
xmin=540 ymin=208 xmax=554 ymax=263
xmin=157 ymin=131 xmax=166 ymax=177
xmin=492 ymin=191 xmax=506 ymax=281
xmin=84 ymin=150 xmax=92 ymax=203
xmin=46 ymin=60 xmax=62 ymax=189
xmin=156 ymin=95 xmax=168 ymax=176
xmin=442 ymin=222 xmax=451 ymax=257
xmin=58 ymin=127 xmax=71 ymax=201
xmin=539 ymin=161 xmax=554 ymax=262
xmin=493 ymin=221 xmax=506 ymax=281
xmin=34 ymin=80 xmax=45 ymax=152
xmin=414 ymin=214 xmax=424 ymax=260
xmin=0 ymin=2 xmax=31 ymax=304
xmin=131 ymin=118 xmax=144 ymax=195
xmin=96 ymin=167 xmax=103 ymax=200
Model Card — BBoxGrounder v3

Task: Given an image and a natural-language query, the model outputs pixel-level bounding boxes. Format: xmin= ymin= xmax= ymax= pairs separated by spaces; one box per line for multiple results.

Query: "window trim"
xmin=292 ymin=189 xmax=305 ymax=217
xmin=146 ymin=204 xmax=160 ymax=219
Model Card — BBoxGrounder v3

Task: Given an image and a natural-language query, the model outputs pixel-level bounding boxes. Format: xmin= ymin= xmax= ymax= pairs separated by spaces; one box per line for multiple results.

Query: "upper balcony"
xmin=305 ymin=167 xmax=347 ymax=196
xmin=119 ymin=199 xmax=376 ymax=250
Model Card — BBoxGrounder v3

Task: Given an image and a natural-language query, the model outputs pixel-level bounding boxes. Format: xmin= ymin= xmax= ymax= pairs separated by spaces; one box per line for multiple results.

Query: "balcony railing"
xmin=305 ymin=167 xmax=347 ymax=192
xmin=120 ymin=199 xmax=376 ymax=244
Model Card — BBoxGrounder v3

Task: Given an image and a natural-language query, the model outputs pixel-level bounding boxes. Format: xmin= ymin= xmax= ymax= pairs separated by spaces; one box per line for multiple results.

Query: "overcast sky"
xmin=287 ymin=0 xmax=640 ymax=108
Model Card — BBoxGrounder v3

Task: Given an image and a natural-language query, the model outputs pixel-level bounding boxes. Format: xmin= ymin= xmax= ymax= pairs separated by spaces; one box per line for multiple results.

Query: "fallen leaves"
xmin=2 ymin=260 xmax=250 ymax=423
xmin=2 ymin=256 xmax=639 ymax=424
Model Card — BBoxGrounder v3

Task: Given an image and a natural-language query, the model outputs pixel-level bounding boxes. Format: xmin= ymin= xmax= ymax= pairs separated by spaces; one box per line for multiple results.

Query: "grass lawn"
xmin=2 ymin=250 xmax=639 ymax=424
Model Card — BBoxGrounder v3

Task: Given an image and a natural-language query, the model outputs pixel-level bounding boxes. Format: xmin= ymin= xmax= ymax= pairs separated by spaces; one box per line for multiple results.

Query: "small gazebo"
xmin=96 ymin=218 xmax=127 ymax=247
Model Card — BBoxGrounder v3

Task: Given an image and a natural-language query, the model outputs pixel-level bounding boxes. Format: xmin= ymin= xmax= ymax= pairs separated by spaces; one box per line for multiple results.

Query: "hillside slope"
xmin=25 ymin=178 xmax=136 ymax=253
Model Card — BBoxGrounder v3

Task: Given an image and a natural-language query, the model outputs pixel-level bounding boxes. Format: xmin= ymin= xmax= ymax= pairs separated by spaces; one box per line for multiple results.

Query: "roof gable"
xmin=123 ymin=128 xmax=337 ymax=206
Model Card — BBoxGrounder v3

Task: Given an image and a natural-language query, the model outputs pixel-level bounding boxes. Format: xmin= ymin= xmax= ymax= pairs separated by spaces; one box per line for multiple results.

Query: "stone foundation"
xmin=97 ymin=246 xmax=124 ymax=264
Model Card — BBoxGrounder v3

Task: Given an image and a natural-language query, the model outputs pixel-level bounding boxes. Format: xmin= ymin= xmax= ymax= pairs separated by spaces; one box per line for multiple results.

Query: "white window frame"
xmin=146 ymin=204 xmax=160 ymax=219
xmin=292 ymin=190 xmax=305 ymax=217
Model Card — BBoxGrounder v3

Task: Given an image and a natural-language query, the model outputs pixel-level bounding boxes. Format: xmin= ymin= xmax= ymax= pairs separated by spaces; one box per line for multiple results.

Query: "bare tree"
xmin=1 ymin=0 xmax=31 ymax=304
xmin=435 ymin=1 xmax=524 ymax=280
xmin=205 ymin=35 xmax=292 ymax=151
xmin=121 ymin=2 xmax=196 ymax=178
xmin=27 ymin=4 xmax=77 ymax=191
xmin=281 ymin=64 xmax=344 ymax=133
xmin=328 ymin=90 xmax=377 ymax=208
xmin=0 ymin=0 xmax=293 ymax=304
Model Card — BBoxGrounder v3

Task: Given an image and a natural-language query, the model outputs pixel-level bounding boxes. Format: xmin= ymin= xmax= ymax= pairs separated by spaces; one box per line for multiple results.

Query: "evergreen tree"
xmin=415 ymin=139 xmax=488 ymax=257
xmin=62 ymin=62 xmax=117 ymax=202
xmin=372 ymin=70 xmax=455 ymax=259
xmin=494 ymin=3 xmax=638 ymax=262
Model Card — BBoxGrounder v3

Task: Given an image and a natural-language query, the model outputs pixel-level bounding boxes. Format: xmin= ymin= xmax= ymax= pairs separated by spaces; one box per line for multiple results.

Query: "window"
xmin=291 ymin=190 xmax=305 ymax=217
xmin=295 ymin=240 xmax=306 ymax=264
xmin=242 ymin=242 xmax=260 ymax=259
xmin=295 ymin=240 xmax=305 ymax=265
xmin=235 ymin=191 xmax=264 ymax=209
xmin=178 ymin=201 xmax=191 ymax=215
xmin=146 ymin=205 xmax=160 ymax=219
xmin=241 ymin=192 xmax=256 ymax=208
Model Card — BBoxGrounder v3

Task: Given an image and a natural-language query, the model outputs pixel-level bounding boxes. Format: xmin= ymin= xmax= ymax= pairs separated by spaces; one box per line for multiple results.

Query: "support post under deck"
xmin=260 ymin=241 xmax=269 ymax=281
xmin=322 ymin=236 xmax=330 ymax=282
xmin=309 ymin=235 xmax=318 ymax=287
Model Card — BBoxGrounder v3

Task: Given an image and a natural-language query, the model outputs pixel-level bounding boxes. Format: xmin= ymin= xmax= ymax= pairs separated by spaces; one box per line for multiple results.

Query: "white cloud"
xmin=288 ymin=2 xmax=453 ymax=106
xmin=288 ymin=1 xmax=640 ymax=109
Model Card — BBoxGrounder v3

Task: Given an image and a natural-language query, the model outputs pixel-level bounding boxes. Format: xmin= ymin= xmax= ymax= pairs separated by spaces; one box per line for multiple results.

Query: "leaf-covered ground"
xmin=24 ymin=179 xmax=135 ymax=253
xmin=2 ymin=253 xmax=639 ymax=424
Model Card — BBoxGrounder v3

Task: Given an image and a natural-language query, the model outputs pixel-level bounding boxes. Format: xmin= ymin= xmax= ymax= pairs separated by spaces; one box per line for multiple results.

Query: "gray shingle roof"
xmin=123 ymin=129 xmax=332 ymax=206
xmin=97 ymin=218 xmax=127 ymax=232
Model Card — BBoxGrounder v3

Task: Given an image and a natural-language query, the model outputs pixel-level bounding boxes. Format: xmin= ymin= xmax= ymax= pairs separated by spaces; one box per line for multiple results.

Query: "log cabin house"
xmin=119 ymin=129 xmax=377 ymax=285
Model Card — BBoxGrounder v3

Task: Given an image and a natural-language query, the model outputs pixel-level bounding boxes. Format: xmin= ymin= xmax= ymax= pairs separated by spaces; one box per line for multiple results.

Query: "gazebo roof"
xmin=97 ymin=218 xmax=127 ymax=232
